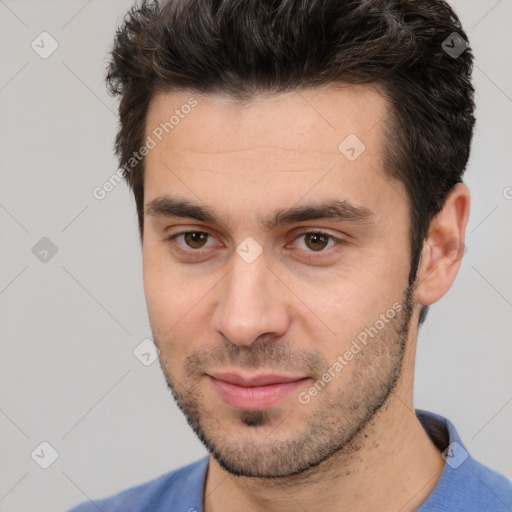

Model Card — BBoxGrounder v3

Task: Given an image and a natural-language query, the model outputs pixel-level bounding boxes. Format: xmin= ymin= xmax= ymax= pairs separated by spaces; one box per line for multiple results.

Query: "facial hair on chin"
xmin=156 ymin=283 xmax=415 ymax=479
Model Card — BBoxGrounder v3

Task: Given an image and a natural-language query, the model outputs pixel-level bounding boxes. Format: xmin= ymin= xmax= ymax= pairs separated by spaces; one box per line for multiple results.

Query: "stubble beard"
xmin=156 ymin=284 xmax=415 ymax=479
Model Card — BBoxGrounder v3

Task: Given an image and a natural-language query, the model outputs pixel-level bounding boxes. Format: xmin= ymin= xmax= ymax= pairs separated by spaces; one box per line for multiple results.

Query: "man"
xmin=67 ymin=0 xmax=512 ymax=510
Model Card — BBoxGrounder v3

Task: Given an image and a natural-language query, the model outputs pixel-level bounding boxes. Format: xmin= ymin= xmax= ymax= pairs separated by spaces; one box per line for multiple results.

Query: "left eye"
xmin=167 ymin=229 xmax=342 ymax=256
xmin=292 ymin=230 xmax=341 ymax=252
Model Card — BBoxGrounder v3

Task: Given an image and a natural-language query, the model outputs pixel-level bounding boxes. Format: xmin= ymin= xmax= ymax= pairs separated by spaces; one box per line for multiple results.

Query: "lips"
xmin=210 ymin=372 xmax=305 ymax=387
xmin=208 ymin=371 xmax=309 ymax=410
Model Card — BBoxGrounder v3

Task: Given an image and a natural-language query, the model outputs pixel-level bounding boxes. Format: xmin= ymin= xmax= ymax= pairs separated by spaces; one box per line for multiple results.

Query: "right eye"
xmin=166 ymin=230 xmax=223 ymax=259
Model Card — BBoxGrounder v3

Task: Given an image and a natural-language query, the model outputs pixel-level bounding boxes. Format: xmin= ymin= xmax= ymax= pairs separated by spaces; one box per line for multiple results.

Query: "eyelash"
xmin=166 ymin=228 xmax=344 ymax=261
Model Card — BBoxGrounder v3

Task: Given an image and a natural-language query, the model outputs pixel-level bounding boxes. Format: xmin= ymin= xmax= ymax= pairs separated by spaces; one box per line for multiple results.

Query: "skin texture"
xmin=142 ymin=84 xmax=470 ymax=512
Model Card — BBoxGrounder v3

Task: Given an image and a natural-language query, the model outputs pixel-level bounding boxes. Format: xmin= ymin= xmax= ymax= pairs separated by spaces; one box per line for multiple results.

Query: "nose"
xmin=211 ymin=247 xmax=291 ymax=347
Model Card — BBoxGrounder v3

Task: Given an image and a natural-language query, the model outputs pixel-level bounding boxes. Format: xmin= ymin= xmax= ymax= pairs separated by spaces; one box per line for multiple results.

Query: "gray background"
xmin=0 ymin=1 xmax=511 ymax=511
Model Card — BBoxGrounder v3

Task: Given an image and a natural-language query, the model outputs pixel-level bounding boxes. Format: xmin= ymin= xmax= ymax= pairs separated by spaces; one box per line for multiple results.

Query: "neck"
xmin=203 ymin=362 xmax=445 ymax=512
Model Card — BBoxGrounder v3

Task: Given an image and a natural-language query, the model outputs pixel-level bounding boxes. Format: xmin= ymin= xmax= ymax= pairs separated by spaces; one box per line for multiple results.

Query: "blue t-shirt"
xmin=65 ymin=409 xmax=512 ymax=511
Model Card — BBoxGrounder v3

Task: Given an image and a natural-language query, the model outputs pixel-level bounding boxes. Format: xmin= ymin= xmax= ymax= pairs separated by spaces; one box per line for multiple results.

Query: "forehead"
xmin=142 ymin=84 xmax=405 ymax=226
xmin=145 ymin=83 xmax=389 ymax=161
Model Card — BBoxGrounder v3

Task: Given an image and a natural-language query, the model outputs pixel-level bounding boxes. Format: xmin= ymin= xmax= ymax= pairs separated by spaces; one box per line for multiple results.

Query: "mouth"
xmin=207 ymin=371 xmax=310 ymax=410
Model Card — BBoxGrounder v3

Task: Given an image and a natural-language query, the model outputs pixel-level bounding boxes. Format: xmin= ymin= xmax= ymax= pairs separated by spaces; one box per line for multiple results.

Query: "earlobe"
xmin=415 ymin=183 xmax=471 ymax=306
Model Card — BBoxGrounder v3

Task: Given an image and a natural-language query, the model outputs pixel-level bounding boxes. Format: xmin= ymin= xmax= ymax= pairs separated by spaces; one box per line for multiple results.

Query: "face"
xmin=142 ymin=84 xmax=416 ymax=478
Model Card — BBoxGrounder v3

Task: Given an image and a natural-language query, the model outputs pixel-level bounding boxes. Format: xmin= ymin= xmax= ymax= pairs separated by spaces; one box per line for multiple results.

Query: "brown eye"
xmin=168 ymin=231 xmax=217 ymax=254
xmin=181 ymin=231 xmax=209 ymax=249
xmin=293 ymin=230 xmax=341 ymax=253
xmin=166 ymin=228 xmax=343 ymax=263
xmin=303 ymin=233 xmax=330 ymax=251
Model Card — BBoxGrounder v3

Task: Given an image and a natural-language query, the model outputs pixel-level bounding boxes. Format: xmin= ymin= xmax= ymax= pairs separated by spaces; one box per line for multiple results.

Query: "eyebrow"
xmin=145 ymin=195 xmax=374 ymax=231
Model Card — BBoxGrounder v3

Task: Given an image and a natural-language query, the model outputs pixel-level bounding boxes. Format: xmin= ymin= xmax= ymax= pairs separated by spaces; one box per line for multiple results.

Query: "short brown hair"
xmin=106 ymin=0 xmax=475 ymax=294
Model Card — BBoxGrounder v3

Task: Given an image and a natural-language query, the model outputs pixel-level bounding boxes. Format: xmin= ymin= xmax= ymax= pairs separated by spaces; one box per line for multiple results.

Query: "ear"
xmin=415 ymin=183 xmax=471 ymax=306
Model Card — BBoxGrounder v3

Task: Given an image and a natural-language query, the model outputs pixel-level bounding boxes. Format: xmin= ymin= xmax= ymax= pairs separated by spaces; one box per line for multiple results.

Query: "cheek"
xmin=143 ymin=243 xmax=187 ymax=334
xmin=301 ymin=253 xmax=407 ymax=351
xmin=304 ymin=277 xmax=385 ymax=347
xmin=142 ymin=243 xmax=214 ymax=359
